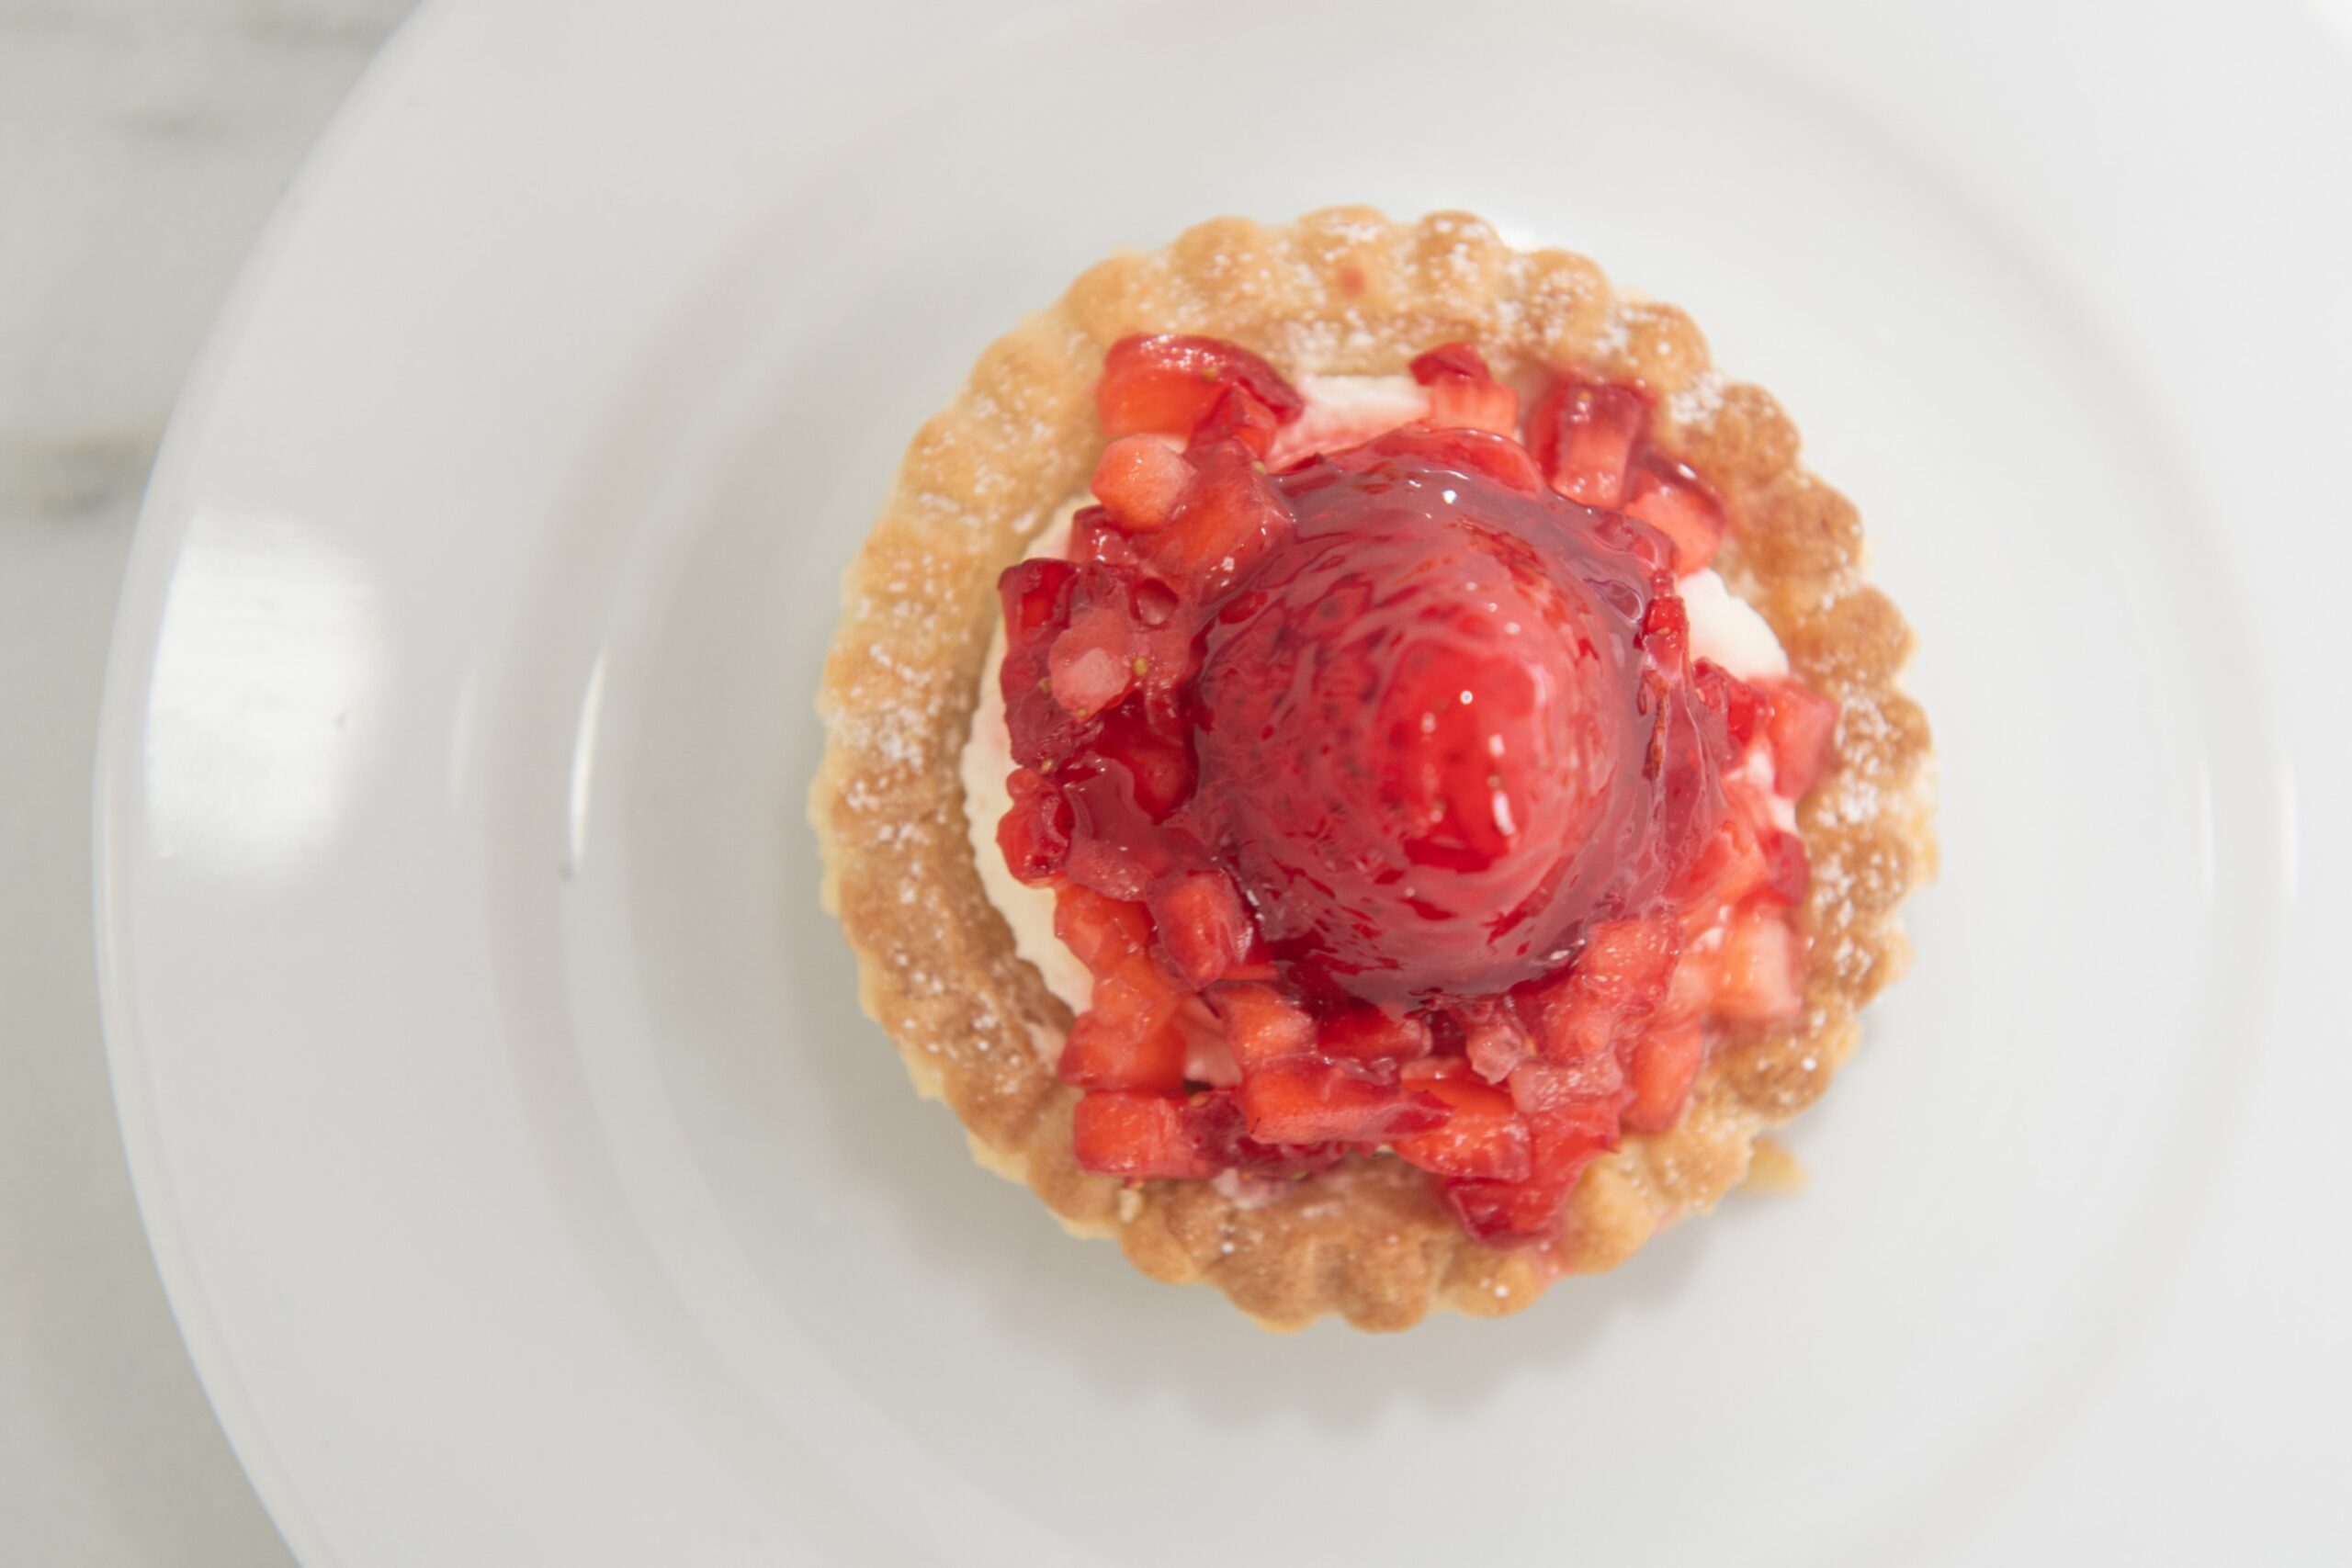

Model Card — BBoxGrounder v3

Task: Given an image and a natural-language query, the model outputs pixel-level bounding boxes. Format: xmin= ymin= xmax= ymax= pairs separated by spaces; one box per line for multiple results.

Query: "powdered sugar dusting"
xmin=1668 ymin=368 xmax=1725 ymax=429
xmin=1592 ymin=306 xmax=1633 ymax=358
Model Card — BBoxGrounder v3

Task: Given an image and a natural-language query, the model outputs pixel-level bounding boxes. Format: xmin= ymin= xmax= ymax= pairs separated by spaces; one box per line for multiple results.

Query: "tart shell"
xmin=811 ymin=209 xmax=1935 ymax=1331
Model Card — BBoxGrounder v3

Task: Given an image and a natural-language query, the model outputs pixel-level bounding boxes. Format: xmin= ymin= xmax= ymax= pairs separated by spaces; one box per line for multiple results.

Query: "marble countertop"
xmin=1 ymin=4 xmax=412 ymax=1561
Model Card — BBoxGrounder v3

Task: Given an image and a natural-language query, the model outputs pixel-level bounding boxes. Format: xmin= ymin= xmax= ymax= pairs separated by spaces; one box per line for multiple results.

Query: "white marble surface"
xmin=1 ymin=3 xmax=412 ymax=1561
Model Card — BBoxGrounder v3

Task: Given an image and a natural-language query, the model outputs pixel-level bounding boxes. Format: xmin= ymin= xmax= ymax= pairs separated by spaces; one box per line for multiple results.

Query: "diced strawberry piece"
xmin=1144 ymin=439 xmax=1290 ymax=592
xmin=1408 ymin=343 xmax=1496 ymax=384
xmin=1527 ymin=376 xmax=1650 ymax=508
xmin=1097 ymin=333 xmax=1305 ymax=444
xmin=1692 ymin=659 xmax=1769 ymax=750
xmin=1623 ymin=453 xmax=1726 ymax=574
xmin=1061 ymin=832 xmax=1152 ymax=902
xmin=1574 ymin=916 xmax=1681 ymax=1008
xmin=1090 ymin=434 xmax=1193 ymax=529
xmin=1068 ymin=503 xmax=1144 ymax=571
xmin=1181 ymin=1090 xmax=1345 ymax=1178
xmin=999 ymin=556 xmax=1077 ymax=642
xmin=1640 ymin=588 xmax=1690 ymax=670
xmin=1398 ymin=1055 xmax=1467 ymax=1085
xmin=1442 ymin=1177 xmax=1570 ymax=1247
xmin=1089 ymin=707 xmax=1193 ymax=820
xmin=1713 ymin=906 xmax=1804 ymax=1022
xmin=1669 ymin=810 xmax=1768 ymax=909
xmin=1208 ymin=981 xmax=1317 ymax=1069
xmin=1426 ymin=378 xmax=1521 ymax=436
xmin=1052 ymin=882 xmax=1153 ymax=976
xmin=1757 ymin=678 xmax=1840 ymax=799
xmin=1507 ymin=1056 xmax=1623 ymax=1114
xmin=1059 ymin=1010 xmax=1188 ymax=1093
xmin=1657 ymin=930 xmax=1719 ymax=1021
xmin=1522 ymin=986 xmax=1616 ymax=1066
xmin=995 ymin=767 xmax=1070 ymax=883
xmin=1758 ymin=829 xmax=1810 ymax=907
xmin=1089 ymin=948 xmax=1183 ymax=1027
xmin=1454 ymin=998 xmax=1534 ymax=1082
xmin=1148 ymin=869 xmax=1252 ymax=987
xmin=1391 ymin=1073 xmax=1532 ymax=1180
xmin=1315 ymin=1004 xmax=1434 ymax=1065
xmin=1523 ymin=916 xmax=1680 ymax=1062
xmin=1060 ymin=942 xmax=1191 ymax=1089
xmin=1527 ymin=1098 xmax=1622 ymax=1179
xmin=1192 ymin=385 xmax=1283 ymax=458
xmin=1409 ymin=342 xmax=1519 ymax=435
xmin=1622 ymin=1019 xmax=1706 ymax=1133
xmin=1047 ymin=606 xmax=1134 ymax=716
xmin=1173 ymin=997 xmax=1243 ymax=1087
xmin=998 ymin=559 xmax=1091 ymax=767
xmin=1238 ymin=1059 xmax=1449 ymax=1145
xmin=1072 ymin=1090 xmax=1217 ymax=1179
xmin=1445 ymin=1101 xmax=1619 ymax=1240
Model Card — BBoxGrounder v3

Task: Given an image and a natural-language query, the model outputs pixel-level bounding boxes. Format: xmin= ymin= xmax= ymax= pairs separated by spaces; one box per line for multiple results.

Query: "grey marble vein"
xmin=0 ymin=4 xmax=415 ymax=1563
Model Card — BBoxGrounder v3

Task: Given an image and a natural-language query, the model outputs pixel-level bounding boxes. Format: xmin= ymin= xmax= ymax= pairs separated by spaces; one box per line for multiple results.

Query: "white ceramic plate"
xmin=96 ymin=2 xmax=2352 ymax=1562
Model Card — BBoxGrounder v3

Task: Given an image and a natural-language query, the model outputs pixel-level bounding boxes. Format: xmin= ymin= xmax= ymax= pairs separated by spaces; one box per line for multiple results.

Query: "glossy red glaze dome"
xmin=1192 ymin=434 xmax=1699 ymax=1002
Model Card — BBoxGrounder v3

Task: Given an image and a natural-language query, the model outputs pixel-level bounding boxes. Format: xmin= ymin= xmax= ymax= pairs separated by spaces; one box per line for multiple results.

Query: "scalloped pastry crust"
xmin=811 ymin=209 xmax=1935 ymax=1331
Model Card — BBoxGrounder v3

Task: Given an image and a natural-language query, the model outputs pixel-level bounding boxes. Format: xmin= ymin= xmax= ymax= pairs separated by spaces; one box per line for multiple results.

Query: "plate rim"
xmin=90 ymin=6 xmax=452 ymax=1563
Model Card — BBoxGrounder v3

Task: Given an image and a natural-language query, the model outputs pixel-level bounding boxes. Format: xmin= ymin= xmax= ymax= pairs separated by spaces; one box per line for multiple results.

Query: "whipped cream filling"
xmin=962 ymin=506 xmax=1093 ymax=1017
xmin=959 ymin=380 xmax=1797 ymax=1036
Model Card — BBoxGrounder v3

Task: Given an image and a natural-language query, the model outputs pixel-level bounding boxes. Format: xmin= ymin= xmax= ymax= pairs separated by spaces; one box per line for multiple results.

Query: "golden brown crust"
xmin=812 ymin=209 xmax=1935 ymax=1330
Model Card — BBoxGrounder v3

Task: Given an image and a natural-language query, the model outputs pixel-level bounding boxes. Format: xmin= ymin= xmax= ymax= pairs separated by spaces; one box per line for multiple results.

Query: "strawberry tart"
xmin=812 ymin=209 xmax=1933 ymax=1330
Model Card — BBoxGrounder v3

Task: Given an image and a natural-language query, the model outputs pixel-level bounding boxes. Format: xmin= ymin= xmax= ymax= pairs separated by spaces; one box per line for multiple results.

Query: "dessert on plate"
xmin=813 ymin=209 xmax=1933 ymax=1330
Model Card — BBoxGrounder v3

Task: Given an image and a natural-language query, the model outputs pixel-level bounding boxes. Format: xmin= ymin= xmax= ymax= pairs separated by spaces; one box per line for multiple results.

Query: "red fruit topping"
xmin=1513 ymin=914 xmax=1679 ymax=1067
xmin=1667 ymin=801 xmax=1772 ymax=911
xmin=1091 ymin=434 xmax=1193 ymax=529
xmin=1527 ymin=376 xmax=1648 ymax=507
xmin=1172 ymin=997 xmax=1243 ymax=1087
xmin=1138 ymin=438 xmax=1290 ymax=595
xmin=1193 ymin=384 xmax=1283 ymax=458
xmin=1443 ymin=1176 xmax=1573 ymax=1247
xmin=1408 ymin=342 xmax=1496 ymax=383
xmin=1622 ymin=1019 xmax=1706 ymax=1133
xmin=1506 ymin=1056 xmax=1623 ymax=1113
xmin=1210 ymin=981 xmax=1318 ymax=1069
xmin=1711 ymin=904 xmax=1805 ymax=1022
xmin=1623 ymin=453 xmax=1726 ymax=574
xmin=1409 ymin=341 xmax=1520 ymax=436
xmin=1096 ymin=333 xmax=1305 ymax=446
xmin=1455 ymin=998 xmax=1535 ymax=1082
xmin=1072 ymin=1092 xmax=1219 ymax=1179
xmin=1692 ymin=659 xmax=1768 ymax=750
xmin=1757 ymin=677 xmax=1841 ymax=800
xmin=1052 ymin=883 xmax=1152 ymax=975
xmin=996 ymin=767 xmax=1071 ymax=884
xmin=1059 ymin=1007 xmax=1188 ymax=1093
xmin=1013 ymin=340 xmax=1839 ymax=1244
xmin=1047 ymin=605 xmax=1135 ymax=716
xmin=1148 ymin=869 xmax=1251 ymax=988
xmin=1315 ymin=1004 xmax=1435 ymax=1065
xmin=1238 ymin=1058 xmax=1450 ymax=1145
xmin=1392 ymin=1066 xmax=1532 ymax=1180
xmin=1759 ymin=829 xmax=1811 ymax=908
xmin=1180 ymin=1090 xmax=1344 ymax=1178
